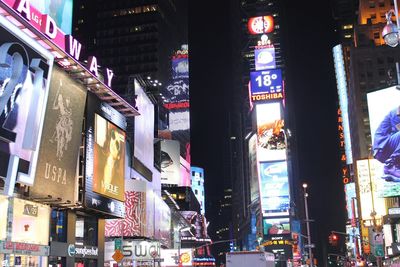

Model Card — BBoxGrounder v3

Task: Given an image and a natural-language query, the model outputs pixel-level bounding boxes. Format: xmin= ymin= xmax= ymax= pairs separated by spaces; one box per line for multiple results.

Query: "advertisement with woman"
xmin=93 ymin=114 xmax=126 ymax=202
xmin=367 ymin=86 xmax=400 ymax=197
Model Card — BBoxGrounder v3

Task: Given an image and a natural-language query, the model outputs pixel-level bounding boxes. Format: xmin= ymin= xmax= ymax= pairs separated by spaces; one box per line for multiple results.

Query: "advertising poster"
xmin=263 ymin=217 xmax=290 ymax=235
xmin=93 ymin=114 xmax=126 ymax=201
xmin=134 ymin=80 xmax=154 ymax=170
xmin=11 ymin=198 xmax=50 ymax=245
xmin=345 ymin=182 xmax=357 ymax=220
xmin=172 ymin=57 xmax=189 ymax=79
xmin=160 ymin=140 xmax=181 ymax=185
xmin=248 ymin=15 xmax=274 ymax=35
xmin=256 ymin=103 xmax=286 ymax=162
xmin=0 ymin=196 xmax=8 ymax=240
xmin=255 ymin=47 xmax=276 ymax=71
xmin=105 ymin=179 xmax=147 ymax=237
xmin=169 ymin=111 xmax=190 ymax=131
xmin=367 ymin=86 xmax=400 ymax=197
xmin=163 ymin=79 xmax=189 ymax=103
xmin=31 ymin=66 xmax=86 ymax=203
xmin=160 ymin=249 xmax=193 ymax=267
xmin=30 ymin=0 xmax=73 ymax=34
xmin=249 ymin=134 xmax=260 ymax=203
xmin=0 ymin=18 xmax=53 ymax=186
xmin=85 ymin=92 xmax=126 ymax=217
xmin=356 ymin=159 xmax=386 ymax=220
xmin=259 ymin=161 xmax=290 ymax=217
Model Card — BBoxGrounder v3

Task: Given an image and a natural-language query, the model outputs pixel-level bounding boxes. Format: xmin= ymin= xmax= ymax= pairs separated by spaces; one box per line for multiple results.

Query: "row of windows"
xmin=98 ymin=5 xmax=158 ymax=19
xmin=368 ymin=0 xmax=385 ymax=8
xmin=97 ymin=24 xmax=157 ymax=38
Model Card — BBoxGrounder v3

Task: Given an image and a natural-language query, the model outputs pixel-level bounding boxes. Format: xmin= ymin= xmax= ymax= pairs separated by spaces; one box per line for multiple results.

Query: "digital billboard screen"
xmin=263 ymin=217 xmax=290 ymax=235
xmin=248 ymin=15 xmax=274 ymax=35
xmin=248 ymin=134 xmax=260 ymax=203
xmin=250 ymin=69 xmax=283 ymax=102
xmin=367 ymin=86 xmax=400 ymax=197
xmin=93 ymin=114 xmax=126 ymax=201
xmin=163 ymin=79 xmax=189 ymax=103
xmin=172 ymin=57 xmax=189 ymax=79
xmin=259 ymin=161 xmax=290 ymax=217
xmin=30 ymin=0 xmax=73 ymax=34
xmin=255 ymin=47 xmax=276 ymax=71
xmin=160 ymin=140 xmax=181 ymax=185
xmin=85 ymin=92 xmax=126 ymax=217
xmin=256 ymin=102 xmax=286 ymax=162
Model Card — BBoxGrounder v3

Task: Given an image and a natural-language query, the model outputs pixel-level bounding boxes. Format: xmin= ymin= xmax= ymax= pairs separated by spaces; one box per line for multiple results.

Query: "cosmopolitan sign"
xmin=3 ymin=0 xmax=115 ymax=87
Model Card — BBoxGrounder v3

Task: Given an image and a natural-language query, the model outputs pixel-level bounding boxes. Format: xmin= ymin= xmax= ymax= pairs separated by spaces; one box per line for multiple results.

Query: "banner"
xmin=31 ymin=66 xmax=86 ymax=203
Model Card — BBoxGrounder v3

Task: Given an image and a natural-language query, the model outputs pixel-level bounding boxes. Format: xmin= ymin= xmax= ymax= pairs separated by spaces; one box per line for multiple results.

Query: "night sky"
xmin=189 ymin=0 xmax=347 ymax=263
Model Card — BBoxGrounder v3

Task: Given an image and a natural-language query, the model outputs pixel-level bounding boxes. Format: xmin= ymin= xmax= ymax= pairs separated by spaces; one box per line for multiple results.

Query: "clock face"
xmin=248 ymin=16 xmax=274 ymax=34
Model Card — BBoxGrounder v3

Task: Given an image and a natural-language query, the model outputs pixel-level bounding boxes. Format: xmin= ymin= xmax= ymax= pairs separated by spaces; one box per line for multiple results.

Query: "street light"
xmin=303 ymin=183 xmax=314 ymax=267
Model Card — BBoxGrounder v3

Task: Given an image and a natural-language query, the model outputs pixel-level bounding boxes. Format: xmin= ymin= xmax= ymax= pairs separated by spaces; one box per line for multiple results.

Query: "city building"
xmin=332 ymin=0 xmax=400 ymax=265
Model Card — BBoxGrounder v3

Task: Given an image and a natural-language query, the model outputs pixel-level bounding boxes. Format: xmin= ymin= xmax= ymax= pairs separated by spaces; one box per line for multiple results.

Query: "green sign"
xmin=115 ymin=238 xmax=123 ymax=251
xmin=374 ymin=244 xmax=384 ymax=257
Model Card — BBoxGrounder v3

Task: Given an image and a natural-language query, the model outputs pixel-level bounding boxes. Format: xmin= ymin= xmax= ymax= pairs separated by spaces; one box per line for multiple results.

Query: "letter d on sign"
xmin=42 ymin=15 xmax=57 ymax=39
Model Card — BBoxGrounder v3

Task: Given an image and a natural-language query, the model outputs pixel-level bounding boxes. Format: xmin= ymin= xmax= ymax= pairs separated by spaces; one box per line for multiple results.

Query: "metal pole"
xmin=304 ymin=189 xmax=313 ymax=267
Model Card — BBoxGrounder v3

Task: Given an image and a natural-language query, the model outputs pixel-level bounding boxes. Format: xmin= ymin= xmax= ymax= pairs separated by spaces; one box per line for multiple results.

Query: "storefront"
xmin=0 ymin=197 xmax=51 ymax=267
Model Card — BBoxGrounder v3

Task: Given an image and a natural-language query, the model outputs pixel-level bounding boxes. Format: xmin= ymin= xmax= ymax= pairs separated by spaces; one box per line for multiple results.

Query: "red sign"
xmin=248 ymin=16 xmax=274 ymax=35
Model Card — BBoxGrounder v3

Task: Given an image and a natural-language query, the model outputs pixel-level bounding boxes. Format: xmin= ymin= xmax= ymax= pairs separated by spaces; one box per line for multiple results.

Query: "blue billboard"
xmin=250 ymin=69 xmax=283 ymax=102
xmin=172 ymin=57 xmax=189 ymax=79
xmin=259 ymin=161 xmax=290 ymax=217
xmin=255 ymin=47 xmax=276 ymax=70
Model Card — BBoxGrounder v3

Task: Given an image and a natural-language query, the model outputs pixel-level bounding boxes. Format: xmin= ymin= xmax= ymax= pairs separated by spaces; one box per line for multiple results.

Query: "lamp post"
xmin=382 ymin=1 xmax=400 ymax=84
xmin=303 ymin=183 xmax=314 ymax=267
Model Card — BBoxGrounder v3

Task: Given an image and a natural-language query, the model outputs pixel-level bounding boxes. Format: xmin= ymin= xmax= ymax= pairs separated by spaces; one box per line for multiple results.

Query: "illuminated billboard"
xmin=30 ymin=0 xmax=73 ymax=34
xmin=164 ymin=79 xmax=189 ymax=103
xmin=255 ymin=47 xmax=276 ymax=70
xmin=161 ymin=249 xmax=193 ymax=267
xmin=250 ymin=69 xmax=283 ymax=102
xmin=367 ymin=86 xmax=400 ymax=197
xmin=172 ymin=57 xmax=189 ymax=79
xmin=248 ymin=15 xmax=274 ymax=35
xmin=256 ymin=103 xmax=286 ymax=162
xmin=160 ymin=140 xmax=181 ymax=185
xmin=263 ymin=217 xmax=290 ymax=235
xmin=259 ymin=161 xmax=290 ymax=217
xmin=134 ymin=79 xmax=154 ymax=170
xmin=169 ymin=111 xmax=190 ymax=131
xmin=248 ymin=134 xmax=260 ymax=203
xmin=155 ymin=195 xmax=171 ymax=247
xmin=93 ymin=114 xmax=126 ymax=201
xmin=0 ymin=14 xmax=53 ymax=189
xmin=85 ymin=92 xmax=126 ymax=217
xmin=345 ymin=182 xmax=358 ymax=221
xmin=333 ymin=45 xmax=352 ymax=164
xmin=105 ymin=179 xmax=147 ymax=237
xmin=0 ymin=196 xmax=7 ymax=240
xmin=31 ymin=66 xmax=86 ymax=203
xmin=356 ymin=159 xmax=386 ymax=220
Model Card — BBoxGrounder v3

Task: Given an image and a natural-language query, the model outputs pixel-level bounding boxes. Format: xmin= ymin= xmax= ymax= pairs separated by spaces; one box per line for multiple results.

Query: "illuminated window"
xmin=78 ymin=19 xmax=84 ymax=24
xmin=178 ymin=193 xmax=185 ymax=200
xmin=343 ymin=24 xmax=353 ymax=30
xmin=344 ymin=34 xmax=352 ymax=38
xmin=369 ymin=1 xmax=375 ymax=8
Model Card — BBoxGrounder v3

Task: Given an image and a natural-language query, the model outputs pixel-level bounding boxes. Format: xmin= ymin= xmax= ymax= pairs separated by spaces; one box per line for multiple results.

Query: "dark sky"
xmin=189 ymin=0 xmax=347 ymax=263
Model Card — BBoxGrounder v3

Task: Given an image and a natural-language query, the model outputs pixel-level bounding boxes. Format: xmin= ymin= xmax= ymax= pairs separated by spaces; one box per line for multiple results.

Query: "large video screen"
xmin=259 ymin=161 xmax=290 ymax=217
xmin=256 ymin=102 xmax=286 ymax=162
xmin=93 ymin=114 xmax=126 ymax=201
xmin=30 ymin=0 xmax=73 ymax=34
xmin=367 ymin=86 xmax=400 ymax=197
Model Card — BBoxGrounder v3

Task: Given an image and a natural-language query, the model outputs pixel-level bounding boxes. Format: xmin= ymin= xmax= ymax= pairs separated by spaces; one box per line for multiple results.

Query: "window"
xmin=379 ymin=0 xmax=384 ymax=7
xmin=50 ymin=210 xmax=67 ymax=242
xmin=195 ymin=189 xmax=198 ymax=195
xmin=75 ymin=215 xmax=98 ymax=246
xmin=370 ymin=13 xmax=377 ymax=19
xmin=369 ymin=1 xmax=376 ymax=8
xmin=378 ymin=68 xmax=385 ymax=76
xmin=373 ymin=32 xmax=380 ymax=39
xmin=198 ymin=181 xmax=200 ymax=186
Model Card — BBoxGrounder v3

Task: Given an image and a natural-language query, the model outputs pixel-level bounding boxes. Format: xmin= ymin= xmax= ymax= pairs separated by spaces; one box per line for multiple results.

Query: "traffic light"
xmin=329 ymin=233 xmax=339 ymax=246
